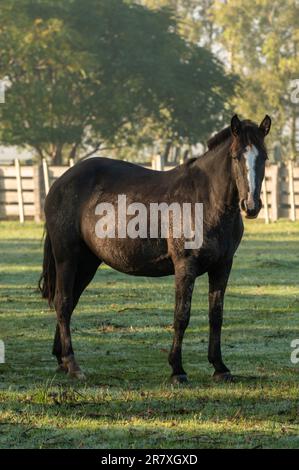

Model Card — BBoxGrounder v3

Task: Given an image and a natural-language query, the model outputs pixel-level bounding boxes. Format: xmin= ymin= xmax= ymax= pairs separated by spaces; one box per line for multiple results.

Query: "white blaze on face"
xmin=244 ymin=144 xmax=259 ymax=194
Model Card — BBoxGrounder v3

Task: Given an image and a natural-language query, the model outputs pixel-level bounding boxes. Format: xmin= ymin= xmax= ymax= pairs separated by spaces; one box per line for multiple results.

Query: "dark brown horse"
xmin=39 ymin=114 xmax=271 ymax=383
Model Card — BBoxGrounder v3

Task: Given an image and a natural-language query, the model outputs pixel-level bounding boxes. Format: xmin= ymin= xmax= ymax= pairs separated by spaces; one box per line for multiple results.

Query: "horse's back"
xmin=53 ymin=156 xmax=171 ymax=186
xmin=47 ymin=156 xmax=182 ymax=206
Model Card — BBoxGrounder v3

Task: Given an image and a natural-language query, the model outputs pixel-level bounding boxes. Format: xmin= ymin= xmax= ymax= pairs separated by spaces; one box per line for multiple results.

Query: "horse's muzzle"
xmin=240 ymin=198 xmax=262 ymax=219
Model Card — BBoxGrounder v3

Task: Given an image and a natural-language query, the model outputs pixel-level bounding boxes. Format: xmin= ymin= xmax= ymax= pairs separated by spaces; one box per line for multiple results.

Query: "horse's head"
xmin=230 ymin=114 xmax=271 ymax=219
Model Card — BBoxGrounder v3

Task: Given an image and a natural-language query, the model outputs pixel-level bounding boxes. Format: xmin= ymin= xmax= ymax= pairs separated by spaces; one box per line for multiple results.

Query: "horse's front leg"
xmin=208 ymin=259 xmax=233 ymax=382
xmin=168 ymin=263 xmax=195 ymax=384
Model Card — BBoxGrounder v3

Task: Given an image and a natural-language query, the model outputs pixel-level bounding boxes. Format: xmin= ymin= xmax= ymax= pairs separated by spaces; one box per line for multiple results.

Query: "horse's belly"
xmin=86 ymin=237 xmax=174 ymax=277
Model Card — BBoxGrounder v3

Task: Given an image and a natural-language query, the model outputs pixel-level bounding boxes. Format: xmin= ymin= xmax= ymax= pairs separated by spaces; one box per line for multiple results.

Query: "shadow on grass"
xmin=1 ymin=388 xmax=299 ymax=449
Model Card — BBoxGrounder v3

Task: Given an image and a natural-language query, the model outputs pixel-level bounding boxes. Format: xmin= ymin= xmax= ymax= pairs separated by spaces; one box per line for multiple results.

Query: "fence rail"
xmin=0 ymin=157 xmax=299 ymax=222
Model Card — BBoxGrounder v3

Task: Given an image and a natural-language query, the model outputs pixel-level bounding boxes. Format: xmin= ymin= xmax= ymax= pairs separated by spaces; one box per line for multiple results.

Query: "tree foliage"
xmin=0 ymin=0 xmax=234 ymax=163
xmin=136 ymin=0 xmax=217 ymax=48
xmin=210 ymin=0 xmax=299 ymax=157
xmin=140 ymin=0 xmax=299 ymax=160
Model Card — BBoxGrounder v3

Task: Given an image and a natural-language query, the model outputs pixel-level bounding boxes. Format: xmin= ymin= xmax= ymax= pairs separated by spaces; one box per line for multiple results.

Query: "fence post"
xmin=262 ymin=177 xmax=270 ymax=224
xmin=152 ymin=154 xmax=164 ymax=171
xmin=151 ymin=156 xmax=156 ymax=170
xmin=270 ymin=165 xmax=279 ymax=221
xmin=288 ymin=160 xmax=296 ymax=221
xmin=14 ymin=158 xmax=24 ymax=224
xmin=33 ymin=164 xmax=44 ymax=222
xmin=42 ymin=158 xmax=50 ymax=195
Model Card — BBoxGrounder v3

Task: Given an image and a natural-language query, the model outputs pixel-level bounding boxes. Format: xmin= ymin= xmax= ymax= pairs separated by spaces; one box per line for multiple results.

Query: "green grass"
xmin=0 ymin=220 xmax=299 ymax=449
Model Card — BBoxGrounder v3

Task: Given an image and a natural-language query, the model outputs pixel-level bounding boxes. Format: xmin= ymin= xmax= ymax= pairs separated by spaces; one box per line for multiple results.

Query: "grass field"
xmin=0 ymin=220 xmax=298 ymax=449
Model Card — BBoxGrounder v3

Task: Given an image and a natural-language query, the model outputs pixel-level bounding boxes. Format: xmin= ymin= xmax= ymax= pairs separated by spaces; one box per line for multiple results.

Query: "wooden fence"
xmin=0 ymin=157 xmax=299 ymax=223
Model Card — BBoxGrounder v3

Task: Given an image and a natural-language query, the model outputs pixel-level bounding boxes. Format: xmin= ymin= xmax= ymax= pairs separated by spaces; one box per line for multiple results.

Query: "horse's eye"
xmin=259 ymin=152 xmax=268 ymax=162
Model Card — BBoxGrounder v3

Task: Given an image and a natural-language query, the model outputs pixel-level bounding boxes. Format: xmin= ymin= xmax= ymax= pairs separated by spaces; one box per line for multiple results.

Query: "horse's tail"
xmin=39 ymin=227 xmax=56 ymax=307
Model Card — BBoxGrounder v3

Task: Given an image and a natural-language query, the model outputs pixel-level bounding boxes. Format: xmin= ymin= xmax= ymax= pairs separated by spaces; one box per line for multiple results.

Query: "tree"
xmin=0 ymin=1 xmax=96 ymax=163
xmin=140 ymin=0 xmax=299 ymax=160
xmin=211 ymin=0 xmax=299 ymax=159
xmin=136 ymin=0 xmax=218 ymax=49
xmin=0 ymin=0 xmax=235 ymax=163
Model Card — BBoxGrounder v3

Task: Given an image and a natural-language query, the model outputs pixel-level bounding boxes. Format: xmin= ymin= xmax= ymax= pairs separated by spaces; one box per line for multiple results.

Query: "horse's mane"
xmin=207 ymin=126 xmax=231 ymax=151
xmin=207 ymin=120 xmax=263 ymax=152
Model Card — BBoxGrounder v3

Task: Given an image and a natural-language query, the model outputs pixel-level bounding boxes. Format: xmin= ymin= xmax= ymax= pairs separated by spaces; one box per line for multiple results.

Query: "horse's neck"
xmin=197 ymin=144 xmax=239 ymax=216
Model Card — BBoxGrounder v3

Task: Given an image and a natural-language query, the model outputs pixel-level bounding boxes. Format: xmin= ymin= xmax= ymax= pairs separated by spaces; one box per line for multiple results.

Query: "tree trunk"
xmin=183 ymin=149 xmax=189 ymax=161
xmin=174 ymin=146 xmax=181 ymax=163
xmin=34 ymin=146 xmax=45 ymax=163
xmin=163 ymin=141 xmax=172 ymax=164
xmin=52 ymin=144 xmax=64 ymax=165
xmin=69 ymin=142 xmax=79 ymax=161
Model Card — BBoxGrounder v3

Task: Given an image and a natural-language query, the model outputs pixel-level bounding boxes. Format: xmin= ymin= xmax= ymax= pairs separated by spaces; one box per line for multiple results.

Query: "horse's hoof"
xmin=56 ymin=364 xmax=68 ymax=374
xmin=68 ymin=370 xmax=86 ymax=381
xmin=213 ymin=371 xmax=235 ymax=383
xmin=171 ymin=374 xmax=188 ymax=384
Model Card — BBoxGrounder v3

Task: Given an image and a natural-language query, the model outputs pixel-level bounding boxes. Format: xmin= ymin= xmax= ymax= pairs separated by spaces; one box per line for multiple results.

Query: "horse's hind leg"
xmin=168 ymin=262 xmax=195 ymax=383
xmin=53 ymin=325 xmax=64 ymax=371
xmin=54 ymin=258 xmax=85 ymax=378
xmin=53 ymin=244 xmax=101 ymax=377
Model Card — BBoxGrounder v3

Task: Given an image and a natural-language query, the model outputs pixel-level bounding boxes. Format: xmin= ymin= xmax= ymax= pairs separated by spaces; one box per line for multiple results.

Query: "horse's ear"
xmin=259 ymin=115 xmax=271 ymax=136
xmin=231 ymin=114 xmax=242 ymax=137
